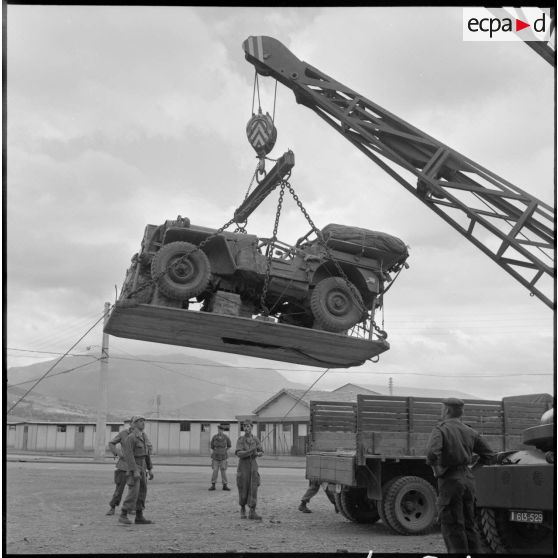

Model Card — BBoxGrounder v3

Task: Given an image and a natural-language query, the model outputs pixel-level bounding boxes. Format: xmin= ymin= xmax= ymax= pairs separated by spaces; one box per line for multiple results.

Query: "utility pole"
xmin=94 ymin=302 xmax=111 ymax=461
xmin=389 ymin=377 xmax=393 ymax=396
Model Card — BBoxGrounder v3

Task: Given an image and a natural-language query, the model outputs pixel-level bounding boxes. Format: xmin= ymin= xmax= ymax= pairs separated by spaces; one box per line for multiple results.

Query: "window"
xmin=110 ymin=424 xmax=119 ymax=432
xmin=180 ymin=422 xmax=191 ymax=432
xmin=259 ymin=424 xmax=266 ymax=431
xmin=8 ymin=425 xmax=16 ymax=430
xmin=298 ymin=424 xmax=308 ymax=436
xmin=201 ymin=423 xmax=210 ymax=432
xmin=57 ymin=425 xmax=67 ymax=433
xmin=282 ymin=423 xmax=291 ymax=432
xmin=77 ymin=425 xmax=85 ymax=433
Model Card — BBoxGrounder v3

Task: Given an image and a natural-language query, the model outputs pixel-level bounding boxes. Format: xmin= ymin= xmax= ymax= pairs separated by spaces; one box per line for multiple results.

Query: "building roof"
xmin=252 ymin=384 xmax=381 ymax=415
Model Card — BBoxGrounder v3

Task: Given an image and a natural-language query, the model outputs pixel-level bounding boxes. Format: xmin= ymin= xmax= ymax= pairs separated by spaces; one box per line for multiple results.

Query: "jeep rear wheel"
xmin=310 ymin=277 xmax=363 ymax=332
xmin=151 ymin=241 xmax=210 ymax=300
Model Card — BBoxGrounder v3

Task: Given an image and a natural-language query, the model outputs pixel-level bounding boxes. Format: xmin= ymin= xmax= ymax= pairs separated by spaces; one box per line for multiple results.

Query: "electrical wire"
xmin=7 ymin=310 xmax=109 ymax=415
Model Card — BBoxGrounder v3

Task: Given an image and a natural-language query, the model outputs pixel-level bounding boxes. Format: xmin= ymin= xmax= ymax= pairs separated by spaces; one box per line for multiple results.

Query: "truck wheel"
xmin=377 ymin=477 xmax=399 ymax=531
xmin=333 ymin=492 xmax=352 ymax=522
xmin=335 ymin=488 xmax=380 ymax=523
xmin=151 ymin=241 xmax=210 ymax=300
xmin=479 ymin=507 xmax=554 ymax=554
xmin=383 ymin=476 xmax=437 ymax=535
xmin=310 ymin=277 xmax=363 ymax=332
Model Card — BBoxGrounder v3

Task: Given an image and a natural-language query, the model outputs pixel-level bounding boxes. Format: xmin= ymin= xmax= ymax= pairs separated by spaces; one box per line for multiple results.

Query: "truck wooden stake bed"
xmin=306 ymin=393 xmax=552 ymax=535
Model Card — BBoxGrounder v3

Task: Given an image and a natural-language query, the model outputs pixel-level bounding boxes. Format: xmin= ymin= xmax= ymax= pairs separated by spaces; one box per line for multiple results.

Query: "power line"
xmin=7 ymin=346 xmax=552 ymax=379
xmin=7 ymin=311 xmax=110 ymax=415
xmin=7 ymin=359 xmax=102 ymax=388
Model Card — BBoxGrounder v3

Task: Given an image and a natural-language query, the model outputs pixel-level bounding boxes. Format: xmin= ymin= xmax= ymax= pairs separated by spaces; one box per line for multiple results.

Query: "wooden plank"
xmin=104 ymin=302 xmax=390 ymax=368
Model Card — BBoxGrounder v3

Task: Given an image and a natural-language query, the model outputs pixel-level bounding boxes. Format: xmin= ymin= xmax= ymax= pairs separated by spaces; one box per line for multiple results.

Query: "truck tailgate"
xmin=306 ymin=451 xmax=356 ymax=486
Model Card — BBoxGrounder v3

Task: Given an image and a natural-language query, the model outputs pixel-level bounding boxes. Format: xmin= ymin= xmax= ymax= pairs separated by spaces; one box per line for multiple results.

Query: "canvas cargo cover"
xmin=320 ymin=224 xmax=408 ymax=269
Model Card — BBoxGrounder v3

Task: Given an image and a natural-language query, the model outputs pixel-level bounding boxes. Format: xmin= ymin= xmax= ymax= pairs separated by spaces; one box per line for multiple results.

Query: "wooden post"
xmin=94 ymin=302 xmax=111 ymax=461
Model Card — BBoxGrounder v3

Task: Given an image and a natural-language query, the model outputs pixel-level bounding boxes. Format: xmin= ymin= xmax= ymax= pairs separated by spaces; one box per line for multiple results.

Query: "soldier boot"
xmin=248 ymin=507 xmax=262 ymax=521
xmin=240 ymin=506 xmax=247 ymax=519
xmin=298 ymin=501 xmax=312 ymax=513
xmin=134 ymin=511 xmax=153 ymax=524
xmin=118 ymin=511 xmax=132 ymax=525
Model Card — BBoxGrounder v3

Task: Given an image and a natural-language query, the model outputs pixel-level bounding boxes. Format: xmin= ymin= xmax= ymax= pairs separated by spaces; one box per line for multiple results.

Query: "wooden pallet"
xmin=104 ymin=301 xmax=390 ymax=368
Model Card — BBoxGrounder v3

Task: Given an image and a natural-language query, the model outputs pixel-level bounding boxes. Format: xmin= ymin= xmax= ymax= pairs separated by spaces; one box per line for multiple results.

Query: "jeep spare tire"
xmin=151 ymin=241 xmax=210 ymax=300
xmin=311 ymin=277 xmax=363 ymax=332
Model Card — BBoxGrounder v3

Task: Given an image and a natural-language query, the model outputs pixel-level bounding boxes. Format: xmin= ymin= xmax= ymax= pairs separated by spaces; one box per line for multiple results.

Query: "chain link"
xmin=259 ymin=184 xmax=285 ymax=315
xmin=284 ymin=182 xmax=368 ymax=319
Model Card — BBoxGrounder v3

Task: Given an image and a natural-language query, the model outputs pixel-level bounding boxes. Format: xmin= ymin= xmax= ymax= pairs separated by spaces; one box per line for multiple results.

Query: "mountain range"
xmin=7 ymin=351 xmax=478 ymax=422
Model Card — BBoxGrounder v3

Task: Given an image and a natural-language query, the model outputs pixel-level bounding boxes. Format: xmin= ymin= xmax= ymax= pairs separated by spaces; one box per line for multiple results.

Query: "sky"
xmin=6 ymin=6 xmax=556 ymax=401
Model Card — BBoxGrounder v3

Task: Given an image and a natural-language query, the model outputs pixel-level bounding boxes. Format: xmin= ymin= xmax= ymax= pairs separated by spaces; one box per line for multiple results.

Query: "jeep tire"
xmin=310 ymin=277 xmax=363 ymax=332
xmin=151 ymin=241 xmax=211 ymax=300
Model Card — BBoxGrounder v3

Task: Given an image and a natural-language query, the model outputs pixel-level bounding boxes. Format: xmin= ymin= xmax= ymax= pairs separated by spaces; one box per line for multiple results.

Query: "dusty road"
xmin=6 ymin=461 xmax=447 ymax=554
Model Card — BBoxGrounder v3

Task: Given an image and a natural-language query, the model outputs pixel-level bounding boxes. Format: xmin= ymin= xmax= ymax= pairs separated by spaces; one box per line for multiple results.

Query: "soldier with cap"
xmin=118 ymin=416 xmax=154 ymax=525
xmin=208 ymin=423 xmax=232 ymax=491
xmin=235 ymin=420 xmax=264 ymax=520
xmin=426 ymin=397 xmax=495 ymax=553
xmin=106 ymin=418 xmax=154 ymax=516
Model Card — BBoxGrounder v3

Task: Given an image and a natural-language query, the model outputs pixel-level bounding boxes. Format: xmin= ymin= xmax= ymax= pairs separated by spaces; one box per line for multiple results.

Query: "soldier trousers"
xmin=437 ymin=476 xmax=482 ymax=554
xmin=122 ymin=469 xmax=147 ymax=513
xmin=301 ymin=480 xmax=320 ymax=503
xmin=211 ymin=459 xmax=228 ymax=485
xmin=236 ymin=458 xmax=260 ymax=508
xmin=109 ymin=469 xmax=128 ymax=508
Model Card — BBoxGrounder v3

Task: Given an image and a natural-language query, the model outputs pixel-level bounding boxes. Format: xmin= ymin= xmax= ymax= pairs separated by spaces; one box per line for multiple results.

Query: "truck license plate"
xmin=509 ymin=510 xmax=543 ymax=523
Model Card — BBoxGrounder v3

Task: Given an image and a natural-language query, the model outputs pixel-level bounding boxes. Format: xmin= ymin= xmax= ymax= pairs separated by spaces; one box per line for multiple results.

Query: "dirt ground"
xmin=6 ymin=461 xmax=448 ymax=555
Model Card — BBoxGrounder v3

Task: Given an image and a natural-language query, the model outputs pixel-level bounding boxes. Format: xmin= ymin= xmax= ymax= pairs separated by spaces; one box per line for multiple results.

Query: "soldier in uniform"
xmin=208 ymin=424 xmax=232 ymax=491
xmin=235 ymin=420 xmax=264 ymax=520
xmin=426 ymin=398 xmax=495 ymax=553
xmin=119 ymin=416 xmax=154 ymax=525
xmin=105 ymin=418 xmax=131 ymax=515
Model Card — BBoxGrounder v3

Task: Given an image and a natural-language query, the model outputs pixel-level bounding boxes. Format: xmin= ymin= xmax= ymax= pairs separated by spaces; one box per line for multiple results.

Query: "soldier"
xmin=118 ymin=416 xmax=154 ymax=525
xmin=235 ymin=420 xmax=264 ymax=520
xmin=297 ymin=479 xmax=339 ymax=513
xmin=105 ymin=419 xmax=131 ymax=515
xmin=106 ymin=419 xmax=154 ymax=516
xmin=208 ymin=424 xmax=232 ymax=491
xmin=426 ymin=398 xmax=495 ymax=553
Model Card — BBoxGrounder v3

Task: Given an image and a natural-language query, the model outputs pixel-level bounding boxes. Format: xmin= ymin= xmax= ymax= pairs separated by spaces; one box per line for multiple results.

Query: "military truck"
xmin=119 ymin=216 xmax=409 ymax=333
xmin=475 ymin=403 xmax=554 ymax=554
xmin=305 ymin=393 xmax=553 ymax=535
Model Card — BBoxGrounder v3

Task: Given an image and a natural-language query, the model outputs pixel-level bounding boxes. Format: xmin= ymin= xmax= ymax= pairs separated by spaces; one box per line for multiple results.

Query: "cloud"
xmin=7 ymin=6 xmax=554 ymax=402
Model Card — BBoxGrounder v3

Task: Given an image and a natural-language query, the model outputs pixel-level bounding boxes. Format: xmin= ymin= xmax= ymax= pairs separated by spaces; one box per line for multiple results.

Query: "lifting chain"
xmin=259 ymin=183 xmax=285 ymax=316
xmin=284 ymin=181 xmax=368 ymax=317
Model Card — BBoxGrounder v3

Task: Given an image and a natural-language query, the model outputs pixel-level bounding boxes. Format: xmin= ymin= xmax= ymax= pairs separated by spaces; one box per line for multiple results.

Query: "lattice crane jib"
xmin=242 ymin=36 xmax=555 ymax=309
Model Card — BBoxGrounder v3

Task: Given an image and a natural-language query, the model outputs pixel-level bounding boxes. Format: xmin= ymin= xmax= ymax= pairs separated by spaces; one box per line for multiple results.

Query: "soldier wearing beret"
xmin=119 ymin=416 xmax=153 ymax=525
xmin=426 ymin=398 xmax=495 ymax=553
xmin=235 ymin=420 xmax=264 ymax=520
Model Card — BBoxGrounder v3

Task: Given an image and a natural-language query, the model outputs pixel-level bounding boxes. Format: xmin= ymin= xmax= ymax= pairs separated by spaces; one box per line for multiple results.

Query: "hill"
xmin=7 ymin=351 xmax=305 ymax=419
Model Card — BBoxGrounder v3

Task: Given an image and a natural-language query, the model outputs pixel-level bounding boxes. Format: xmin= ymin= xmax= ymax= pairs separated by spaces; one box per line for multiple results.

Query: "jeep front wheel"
xmin=310 ymin=277 xmax=363 ymax=332
xmin=151 ymin=241 xmax=210 ymax=300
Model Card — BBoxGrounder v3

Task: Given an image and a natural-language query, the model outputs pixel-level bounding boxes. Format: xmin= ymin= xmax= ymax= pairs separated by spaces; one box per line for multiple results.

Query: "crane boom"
xmin=243 ymin=36 xmax=555 ymax=309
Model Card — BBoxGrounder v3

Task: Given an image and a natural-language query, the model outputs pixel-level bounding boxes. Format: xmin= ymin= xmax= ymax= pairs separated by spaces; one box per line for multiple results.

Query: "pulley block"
xmin=246 ymin=110 xmax=277 ymax=157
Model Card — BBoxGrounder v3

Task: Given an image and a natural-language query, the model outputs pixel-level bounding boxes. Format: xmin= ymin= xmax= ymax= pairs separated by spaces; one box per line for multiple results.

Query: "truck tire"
xmin=377 ymin=477 xmax=399 ymax=531
xmin=478 ymin=507 xmax=554 ymax=554
xmin=151 ymin=241 xmax=211 ymax=300
xmin=310 ymin=277 xmax=363 ymax=332
xmin=333 ymin=492 xmax=352 ymax=521
xmin=335 ymin=488 xmax=380 ymax=523
xmin=383 ymin=476 xmax=437 ymax=535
